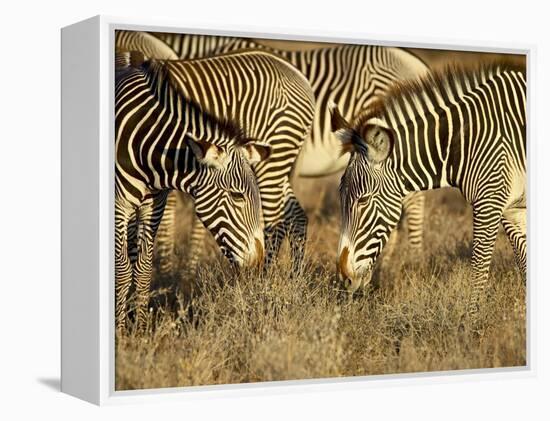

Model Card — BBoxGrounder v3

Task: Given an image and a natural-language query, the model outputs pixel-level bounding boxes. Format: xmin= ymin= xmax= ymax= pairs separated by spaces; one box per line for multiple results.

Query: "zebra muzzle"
xmin=337 ymin=246 xmax=372 ymax=293
xmin=337 ymin=247 xmax=356 ymax=291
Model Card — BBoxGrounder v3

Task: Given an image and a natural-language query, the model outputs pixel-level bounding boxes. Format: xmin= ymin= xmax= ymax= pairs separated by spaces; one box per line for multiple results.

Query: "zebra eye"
xmin=230 ymin=191 xmax=245 ymax=202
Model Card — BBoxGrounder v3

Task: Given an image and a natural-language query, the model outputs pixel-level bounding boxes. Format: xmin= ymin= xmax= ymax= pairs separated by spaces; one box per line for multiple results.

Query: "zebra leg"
xmin=127 ymin=215 xmax=138 ymax=266
xmin=133 ymin=192 xmax=168 ymax=332
xmin=501 ymin=208 xmax=527 ymax=277
xmin=155 ymin=191 xmax=177 ymax=276
xmin=188 ymin=215 xmax=207 ymax=275
xmin=403 ymin=191 xmax=425 ymax=253
xmin=468 ymin=202 xmax=503 ymax=317
xmin=378 ymin=227 xmax=399 ymax=265
xmin=263 ymin=222 xmax=287 ymax=271
xmin=115 ymin=201 xmax=135 ymax=332
xmin=378 ymin=193 xmax=421 ymax=273
xmin=284 ymin=189 xmax=308 ymax=274
xmin=259 ymin=180 xmax=287 ymax=270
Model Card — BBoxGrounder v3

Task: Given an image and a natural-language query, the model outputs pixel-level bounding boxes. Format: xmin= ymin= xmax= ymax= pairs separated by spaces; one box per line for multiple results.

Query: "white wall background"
xmin=1 ymin=0 xmax=548 ymax=418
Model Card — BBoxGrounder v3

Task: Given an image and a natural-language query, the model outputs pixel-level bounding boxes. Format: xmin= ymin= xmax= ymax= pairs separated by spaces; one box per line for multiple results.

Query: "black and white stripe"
xmin=149 ymin=32 xmax=253 ymax=60
xmin=145 ymin=33 xmax=430 ymax=271
xmin=115 ymin=30 xmax=178 ymax=60
xmin=115 ymin=52 xmax=288 ymax=330
xmin=333 ymin=62 xmax=526 ymax=315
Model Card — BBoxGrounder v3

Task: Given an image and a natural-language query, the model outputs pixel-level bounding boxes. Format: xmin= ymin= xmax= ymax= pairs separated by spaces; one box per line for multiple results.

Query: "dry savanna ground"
xmin=116 ymin=179 xmax=526 ymax=390
xmin=115 ymin=47 xmax=526 ymax=391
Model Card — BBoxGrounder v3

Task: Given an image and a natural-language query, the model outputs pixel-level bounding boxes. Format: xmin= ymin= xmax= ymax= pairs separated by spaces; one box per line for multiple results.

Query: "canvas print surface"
xmin=114 ymin=30 xmax=527 ymax=390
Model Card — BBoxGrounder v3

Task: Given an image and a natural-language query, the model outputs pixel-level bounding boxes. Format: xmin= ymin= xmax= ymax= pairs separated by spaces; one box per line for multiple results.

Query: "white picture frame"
xmin=61 ymin=15 xmax=535 ymax=405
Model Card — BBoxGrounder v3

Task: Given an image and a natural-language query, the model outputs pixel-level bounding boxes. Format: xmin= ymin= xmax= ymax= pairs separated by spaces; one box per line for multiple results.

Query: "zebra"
xmin=332 ymin=61 xmax=526 ymax=317
xmin=146 ymin=32 xmax=431 ymax=273
xmin=116 ymin=31 xmax=180 ymax=273
xmin=115 ymin=50 xmax=315 ymax=329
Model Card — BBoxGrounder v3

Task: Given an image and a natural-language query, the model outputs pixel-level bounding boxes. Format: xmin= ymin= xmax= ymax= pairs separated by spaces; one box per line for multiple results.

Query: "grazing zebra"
xmin=115 ymin=48 xmax=313 ymax=325
xmin=115 ymin=52 xmax=277 ymax=330
xmin=147 ymin=32 xmax=430 ymax=272
xmin=332 ymin=61 xmax=526 ymax=316
xmin=164 ymin=50 xmax=314 ymax=272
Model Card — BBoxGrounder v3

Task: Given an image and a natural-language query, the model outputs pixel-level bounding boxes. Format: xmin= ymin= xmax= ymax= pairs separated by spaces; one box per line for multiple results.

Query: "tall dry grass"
xmin=116 ymin=48 xmax=526 ymax=391
xmin=115 ymin=183 xmax=526 ymax=391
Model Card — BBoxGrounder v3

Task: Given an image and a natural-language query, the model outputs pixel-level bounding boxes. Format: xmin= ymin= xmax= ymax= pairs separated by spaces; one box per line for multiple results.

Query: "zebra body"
xmin=145 ymin=32 xmax=430 ymax=271
xmin=333 ymin=62 xmax=526 ymax=315
xmin=115 ymin=52 xmax=289 ymax=330
xmin=282 ymin=46 xmax=429 ymax=177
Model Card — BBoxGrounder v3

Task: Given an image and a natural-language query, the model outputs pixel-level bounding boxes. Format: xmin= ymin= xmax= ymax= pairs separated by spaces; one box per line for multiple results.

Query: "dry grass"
xmin=115 ymin=182 xmax=526 ymax=391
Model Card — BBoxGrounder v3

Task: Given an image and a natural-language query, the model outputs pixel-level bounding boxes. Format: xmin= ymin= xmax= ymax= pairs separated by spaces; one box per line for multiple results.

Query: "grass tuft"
xmin=115 ymin=185 xmax=525 ymax=390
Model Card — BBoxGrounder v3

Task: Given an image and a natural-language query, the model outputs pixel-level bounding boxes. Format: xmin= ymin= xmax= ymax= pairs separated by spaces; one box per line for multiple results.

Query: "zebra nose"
xmin=338 ymin=246 xmax=352 ymax=281
xmin=343 ymin=277 xmax=352 ymax=289
xmin=338 ymin=246 xmax=357 ymax=291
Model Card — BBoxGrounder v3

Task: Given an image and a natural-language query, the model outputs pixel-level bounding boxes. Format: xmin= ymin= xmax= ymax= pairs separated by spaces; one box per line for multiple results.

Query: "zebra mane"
xmin=140 ymin=58 xmax=250 ymax=146
xmin=359 ymin=58 xmax=526 ymax=125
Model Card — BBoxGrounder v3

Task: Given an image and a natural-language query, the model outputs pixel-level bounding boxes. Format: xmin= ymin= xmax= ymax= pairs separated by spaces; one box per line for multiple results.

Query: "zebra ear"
xmin=186 ymin=135 xmax=228 ymax=168
xmin=329 ymin=102 xmax=355 ymax=155
xmin=364 ymin=124 xmax=394 ymax=163
xmin=241 ymin=140 xmax=272 ymax=164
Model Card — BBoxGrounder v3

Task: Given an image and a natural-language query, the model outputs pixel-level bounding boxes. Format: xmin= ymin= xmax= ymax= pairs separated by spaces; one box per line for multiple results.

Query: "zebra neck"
xmin=132 ymin=64 xmax=231 ymax=192
xmin=387 ymin=98 xmax=464 ymax=193
xmin=161 ymin=146 xmax=203 ymax=194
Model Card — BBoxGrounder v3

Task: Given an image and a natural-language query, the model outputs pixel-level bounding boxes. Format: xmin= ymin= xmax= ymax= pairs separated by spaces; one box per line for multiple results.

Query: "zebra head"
xmin=186 ymin=135 xmax=271 ymax=268
xmin=330 ymin=103 xmax=404 ymax=293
